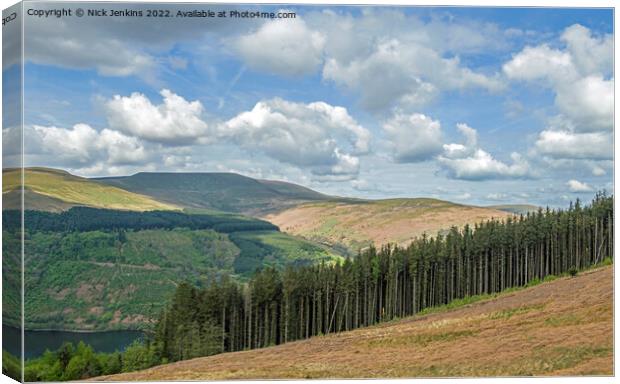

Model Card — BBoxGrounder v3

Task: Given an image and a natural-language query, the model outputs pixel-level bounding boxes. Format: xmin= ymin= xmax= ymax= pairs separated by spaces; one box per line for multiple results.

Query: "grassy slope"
xmin=264 ymin=198 xmax=513 ymax=252
xmin=97 ymin=265 xmax=613 ymax=380
xmin=95 ymin=172 xmax=331 ymax=216
xmin=17 ymin=228 xmax=340 ymax=331
xmin=3 ymin=168 xmax=177 ymax=211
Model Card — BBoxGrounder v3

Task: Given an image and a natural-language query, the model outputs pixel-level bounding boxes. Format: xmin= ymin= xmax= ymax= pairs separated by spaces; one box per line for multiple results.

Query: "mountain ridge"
xmin=94 ymin=171 xmax=333 ymax=216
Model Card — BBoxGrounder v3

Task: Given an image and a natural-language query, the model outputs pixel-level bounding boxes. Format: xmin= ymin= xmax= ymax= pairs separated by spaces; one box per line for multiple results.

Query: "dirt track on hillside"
xmin=95 ymin=266 xmax=613 ymax=380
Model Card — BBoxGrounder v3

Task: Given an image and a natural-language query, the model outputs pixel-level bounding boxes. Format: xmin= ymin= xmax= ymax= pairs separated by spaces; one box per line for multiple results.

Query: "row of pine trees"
xmin=152 ymin=193 xmax=613 ymax=363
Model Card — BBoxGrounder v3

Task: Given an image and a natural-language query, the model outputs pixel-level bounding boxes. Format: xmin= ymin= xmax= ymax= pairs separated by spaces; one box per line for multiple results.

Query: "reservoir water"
xmin=3 ymin=325 xmax=145 ymax=359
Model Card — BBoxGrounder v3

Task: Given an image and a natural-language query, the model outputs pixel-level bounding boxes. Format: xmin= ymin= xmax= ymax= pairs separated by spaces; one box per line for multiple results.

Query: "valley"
xmin=2 ymin=168 xmax=607 ymax=354
xmin=4 ymin=168 xmax=612 ymax=382
xmin=20 ymin=226 xmax=338 ymax=330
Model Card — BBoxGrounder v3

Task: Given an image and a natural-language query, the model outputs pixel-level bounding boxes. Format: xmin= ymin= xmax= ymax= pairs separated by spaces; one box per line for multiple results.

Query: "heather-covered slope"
xmin=96 ymin=265 xmax=613 ymax=380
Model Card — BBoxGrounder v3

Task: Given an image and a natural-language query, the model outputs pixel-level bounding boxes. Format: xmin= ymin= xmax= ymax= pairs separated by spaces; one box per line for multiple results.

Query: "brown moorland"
xmin=264 ymin=198 xmax=513 ymax=251
xmin=95 ymin=265 xmax=613 ymax=380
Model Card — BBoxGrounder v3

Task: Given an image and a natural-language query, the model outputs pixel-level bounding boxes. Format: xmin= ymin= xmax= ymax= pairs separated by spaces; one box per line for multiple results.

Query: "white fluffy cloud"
xmin=504 ymin=25 xmax=613 ymax=131
xmin=438 ymin=123 xmax=531 ymax=180
xmin=220 ymin=98 xmax=370 ymax=179
xmin=561 ymin=24 xmax=613 ymax=76
xmin=98 ymin=129 xmax=149 ymax=165
xmin=554 ymin=75 xmax=613 ymax=132
xmin=231 ymin=10 xmax=504 ymax=111
xmin=503 ymin=44 xmax=575 ymax=83
xmin=30 ymin=124 xmax=148 ymax=166
xmin=104 ymin=89 xmax=211 ymax=145
xmin=566 ymin=179 xmax=594 ymax=193
xmin=234 ymin=16 xmax=325 ymax=76
xmin=534 ymin=130 xmax=612 ymax=160
xmin=382 ymin=112 xmax=443 ymax=162
xmin=323 ymin=39 xmax=502 ymax=111
xmin=504 ymin=24 xmax=613 ymax=173
xmin=26 ymin=91 xmax=373 ymax=181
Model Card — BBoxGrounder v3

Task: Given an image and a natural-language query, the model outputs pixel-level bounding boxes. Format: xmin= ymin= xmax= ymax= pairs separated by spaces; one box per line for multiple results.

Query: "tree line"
xmin=153 ymin=193 xmax=613 ymax=362
xmin=3 ymin=207 xmax=278 ymax=233
xmin=14 ymin=340 xmax=161 ymax=381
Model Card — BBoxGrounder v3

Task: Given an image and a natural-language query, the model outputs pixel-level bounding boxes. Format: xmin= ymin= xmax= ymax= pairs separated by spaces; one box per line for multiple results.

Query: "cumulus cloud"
xmin=561 ymin=24 xmax=613 ymax=76
xmin=30 ymin=124 xmax=148 ymax=167
xmin=27 ymin=91 xmax=374 ymax=181
xmin=104 ymin=89 xmax=212 ymax=145
xmin=220 ymin=98 xmax=370 ymax=179
xmin=382 ymin=112 xmax=443 ymax=162
xmin=504 ymin=23 xmax=613 ymax=174
xmin=234 ymin=16 xmax=325 ymax=76
xmin=566 ymin=179 xmax=594 ymax=193
xmin=230 ymin=8 xmax=506 ymax=107
xmin=503 ymin=44 xmax=575 ymax=83
xmin=534 ymin=130 xmax=612 ymax=160
xmin=504 ymin=26 xmax=613 ymax=131
xmin=554 ymin=75 xmax=613 ymax=132
xmin=323 ymin=39 xmax=502 ymax=111
xmin=227 ymin=9 xmax=504 ymax=111
xmin=438 ymin=123 xmax=532 ymax=181
xmin=98 ymin=129 xmax=149 ymax=165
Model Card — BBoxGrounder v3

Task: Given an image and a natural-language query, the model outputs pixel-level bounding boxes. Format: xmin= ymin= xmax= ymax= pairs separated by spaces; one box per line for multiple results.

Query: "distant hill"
xmin=95 ymin=172 xmax=331 ymax=216
xmin=3 ymin=168 xmax=177 ymax=212
xmin=264 ymin=198 xmax=513 ymax=253
xmin=96 ymin=266 xmax=613 ymax=380
xmin=487 ymin=204 xmax=540 ymax=215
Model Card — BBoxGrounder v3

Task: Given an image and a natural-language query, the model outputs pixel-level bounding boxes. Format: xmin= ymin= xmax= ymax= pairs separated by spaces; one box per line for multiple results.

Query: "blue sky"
xmin=4 ymin=3 xmax=613 ymax=207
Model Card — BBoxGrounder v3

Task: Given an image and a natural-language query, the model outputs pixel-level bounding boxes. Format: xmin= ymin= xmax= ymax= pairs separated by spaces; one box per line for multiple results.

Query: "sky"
xmin=2 ymin=3 xmax=614 ymax=207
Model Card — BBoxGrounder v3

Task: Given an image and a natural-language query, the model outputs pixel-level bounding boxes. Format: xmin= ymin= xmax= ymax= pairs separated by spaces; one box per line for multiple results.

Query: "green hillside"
xmin=6 ymin=208 xmax=341 ymax=331
xmin=95 ymin=172 xmax=331 ymax=216
xmin=3 ymin=168 xmax=178 ymax=211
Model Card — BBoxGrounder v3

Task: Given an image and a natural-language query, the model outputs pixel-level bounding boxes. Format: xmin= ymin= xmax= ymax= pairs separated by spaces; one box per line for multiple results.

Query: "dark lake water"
xmin=3 ymin=325 xmax=144 ymax=359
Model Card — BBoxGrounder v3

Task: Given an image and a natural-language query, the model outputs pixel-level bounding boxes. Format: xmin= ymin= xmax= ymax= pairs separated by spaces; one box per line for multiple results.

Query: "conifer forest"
xmin=154 ymin=193 xmax=613 ymax=362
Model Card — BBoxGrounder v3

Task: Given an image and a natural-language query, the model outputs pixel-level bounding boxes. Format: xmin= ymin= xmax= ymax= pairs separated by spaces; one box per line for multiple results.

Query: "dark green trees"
xmin=154 ymin=194 xmax=613 ymax=364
